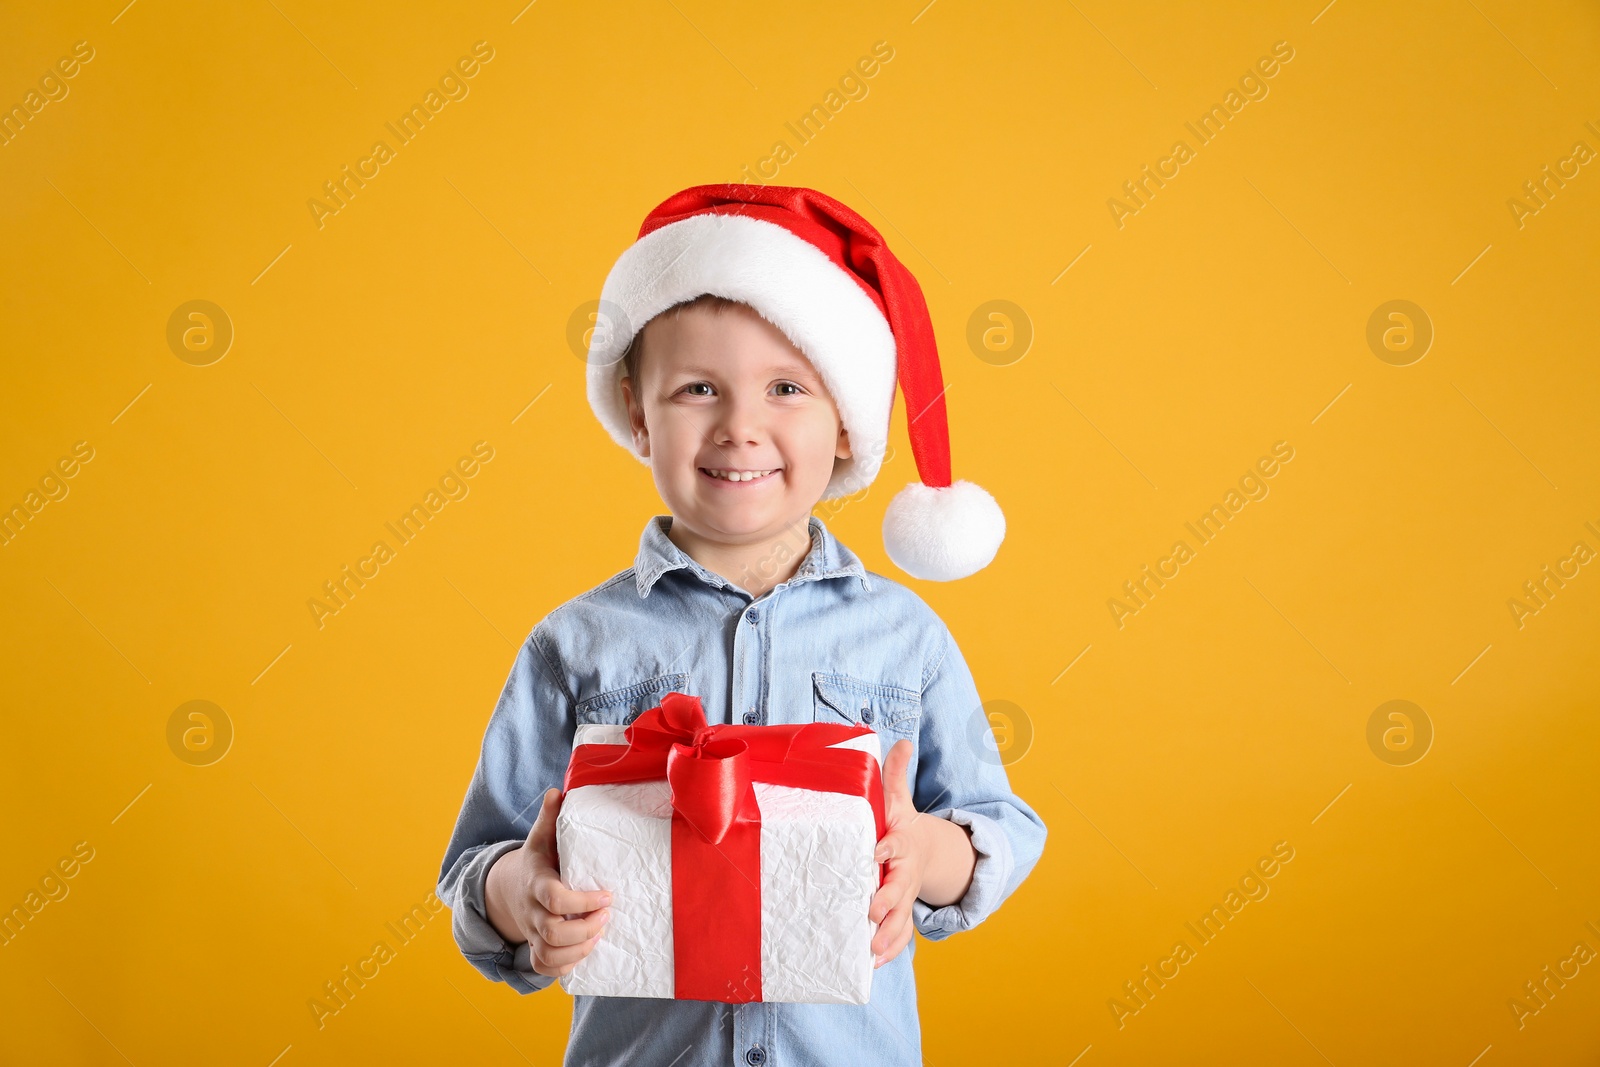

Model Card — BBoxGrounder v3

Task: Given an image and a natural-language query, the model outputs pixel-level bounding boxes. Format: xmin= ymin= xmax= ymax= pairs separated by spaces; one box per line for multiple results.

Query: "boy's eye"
xmin=679 ymin=381 xmax=806 ymax=397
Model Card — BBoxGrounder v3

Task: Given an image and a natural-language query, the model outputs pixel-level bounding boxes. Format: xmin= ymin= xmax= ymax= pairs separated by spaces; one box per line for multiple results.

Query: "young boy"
xmin=437 ymin=184 xmax=1046 ymax=1066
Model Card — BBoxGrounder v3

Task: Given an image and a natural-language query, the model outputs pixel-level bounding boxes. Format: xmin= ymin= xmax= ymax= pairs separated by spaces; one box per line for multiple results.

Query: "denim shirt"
xmin=436 ymin=514 xmax=1048 ymax=1067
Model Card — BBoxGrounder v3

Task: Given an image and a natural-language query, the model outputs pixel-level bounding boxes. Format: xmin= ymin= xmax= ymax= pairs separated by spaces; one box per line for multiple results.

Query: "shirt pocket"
xmin=574 ymin=671 xmax=691 ymax=726
xmin=811 ymin=671 xmax=922 ymax=743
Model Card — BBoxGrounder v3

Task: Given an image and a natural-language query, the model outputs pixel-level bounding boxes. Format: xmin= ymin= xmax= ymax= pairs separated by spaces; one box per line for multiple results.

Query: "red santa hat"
xmin=584 ymin=183 xmax=1005 ymax=581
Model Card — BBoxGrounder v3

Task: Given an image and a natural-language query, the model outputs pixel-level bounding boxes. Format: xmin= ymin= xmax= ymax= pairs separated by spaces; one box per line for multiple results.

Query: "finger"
xmin=881 ymin=740 xmax=913 ymax=805
xmin=534 ymin=871 xmax=613 ymax=918
xmin=874 ymin=868 xmax=916 ymax=923
xmin=873 ymin=827 xmax=914 ymax=865
xmin=873 ymin=908 xmax=914 ymax=966
xmin=872 ymin=892 xmax=916 ymax=957
xmin=869 ymin=857 xmax=914 ymax=922
xmin=869 ymin=878 xmax=907 ymax=925
xmin=526 ymin=788 xmax=561 ymax=854
xmin=531 ymin=932 xmax=604 ymax=975
xmin=537 ymin=906 xmax=612 ymax=948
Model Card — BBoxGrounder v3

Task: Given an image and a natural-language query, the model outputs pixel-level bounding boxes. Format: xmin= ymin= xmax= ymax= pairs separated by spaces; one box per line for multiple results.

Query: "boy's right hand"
xmin=484 ymin=787 xmax=613 ymax=977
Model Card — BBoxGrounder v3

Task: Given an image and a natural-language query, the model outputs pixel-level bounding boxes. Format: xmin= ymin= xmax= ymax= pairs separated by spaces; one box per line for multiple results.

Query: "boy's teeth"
xmin=705 ymin=468 xmax=776 ymax=481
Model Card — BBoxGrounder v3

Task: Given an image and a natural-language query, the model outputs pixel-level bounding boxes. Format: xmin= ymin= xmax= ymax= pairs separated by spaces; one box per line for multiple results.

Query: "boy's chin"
xmin=671 ymin=495 xmax=811 ymax=538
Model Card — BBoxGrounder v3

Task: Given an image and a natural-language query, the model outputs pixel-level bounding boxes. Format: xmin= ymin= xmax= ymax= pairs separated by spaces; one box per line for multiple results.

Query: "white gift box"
xmin=555 ymin=723 xmax=882 ymax=1003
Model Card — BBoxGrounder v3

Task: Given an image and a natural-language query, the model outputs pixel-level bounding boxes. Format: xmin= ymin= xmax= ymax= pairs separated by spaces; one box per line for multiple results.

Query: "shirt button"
xmin=860 ymin=707 xmax=875 ymax=725
xmin=747 ymin=608 xmax=760 ymax=625
xmin=745 ymin=1047 xmax=767 ymax=1067
xmin=743 ymin=710 xmax=760 ymax=725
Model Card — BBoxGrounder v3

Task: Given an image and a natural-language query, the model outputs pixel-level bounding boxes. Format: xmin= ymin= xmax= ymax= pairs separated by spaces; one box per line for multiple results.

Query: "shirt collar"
xmin=633 ymin=514 xmax=872 ymax=598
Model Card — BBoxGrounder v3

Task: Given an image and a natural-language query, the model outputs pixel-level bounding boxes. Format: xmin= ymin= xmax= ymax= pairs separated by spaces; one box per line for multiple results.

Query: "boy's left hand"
xmin=866 ymin=738 xmax=981 ymax=969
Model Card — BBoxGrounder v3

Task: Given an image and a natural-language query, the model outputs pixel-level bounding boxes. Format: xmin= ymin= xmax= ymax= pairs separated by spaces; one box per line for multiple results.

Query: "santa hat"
xmin=584 ymin=183 xmax=1005 ymax=582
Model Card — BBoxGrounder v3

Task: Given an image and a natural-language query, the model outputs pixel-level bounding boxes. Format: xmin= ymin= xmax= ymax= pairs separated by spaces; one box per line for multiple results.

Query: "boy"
xmin=437 ymin=184 xmax=1046 ymax=1066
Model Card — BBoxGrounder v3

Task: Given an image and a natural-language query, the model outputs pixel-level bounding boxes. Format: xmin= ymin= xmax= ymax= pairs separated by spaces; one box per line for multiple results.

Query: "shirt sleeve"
xmin=436 ymin=623 xmax=575 ymax=994
xmin=910 ymin=622 xmax=1048 ymax=941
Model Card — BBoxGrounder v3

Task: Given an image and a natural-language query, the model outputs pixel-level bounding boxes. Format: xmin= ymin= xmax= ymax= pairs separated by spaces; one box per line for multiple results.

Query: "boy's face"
xmin=619 ymin=302 xmax=852 ymax=546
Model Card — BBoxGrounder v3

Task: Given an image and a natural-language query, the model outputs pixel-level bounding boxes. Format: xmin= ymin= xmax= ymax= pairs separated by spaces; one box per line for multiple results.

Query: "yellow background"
xmin=3 ymin=1 xmax=1598 ymax=1063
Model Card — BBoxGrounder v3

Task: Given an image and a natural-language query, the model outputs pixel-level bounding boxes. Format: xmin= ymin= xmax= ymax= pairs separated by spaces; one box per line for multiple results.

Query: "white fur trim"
xmin=882 ymin=480 xmax=1006 ymax=581
xmin=585 ymin=213 xmax=897 ymax=500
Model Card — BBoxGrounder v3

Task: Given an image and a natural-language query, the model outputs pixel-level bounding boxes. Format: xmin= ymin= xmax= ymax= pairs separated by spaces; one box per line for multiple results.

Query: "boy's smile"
xmin=698 ymin=466 xmax=780 ymax=484
xmin=619 ymin=299 xmax=851 ymax=593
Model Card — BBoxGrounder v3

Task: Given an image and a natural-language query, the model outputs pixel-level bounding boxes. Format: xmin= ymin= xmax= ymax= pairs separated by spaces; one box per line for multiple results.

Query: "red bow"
xmin=563 ymin=692 xmax=888 ymax=1002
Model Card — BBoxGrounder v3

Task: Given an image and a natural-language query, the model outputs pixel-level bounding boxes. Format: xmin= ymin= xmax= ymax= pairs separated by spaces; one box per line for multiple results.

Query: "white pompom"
xmin=882 ymin=480 xmax=1006 ymax=581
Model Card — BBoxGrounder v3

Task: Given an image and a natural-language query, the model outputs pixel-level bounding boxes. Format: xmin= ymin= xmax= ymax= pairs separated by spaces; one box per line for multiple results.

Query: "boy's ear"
xmin=620 ymin=374 xmax=651 ymax=458
xmin=836 ymin=423 xmax=852 ymax=460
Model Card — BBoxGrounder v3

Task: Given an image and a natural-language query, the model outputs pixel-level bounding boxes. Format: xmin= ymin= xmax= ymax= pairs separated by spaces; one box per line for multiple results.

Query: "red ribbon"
xmin=562 ymin=691 xmax=888 ymax=1003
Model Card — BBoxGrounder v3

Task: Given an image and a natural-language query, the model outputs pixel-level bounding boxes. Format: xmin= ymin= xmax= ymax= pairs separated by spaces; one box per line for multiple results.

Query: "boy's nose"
xmin=711 ymin=395 xmax=766 ymax=446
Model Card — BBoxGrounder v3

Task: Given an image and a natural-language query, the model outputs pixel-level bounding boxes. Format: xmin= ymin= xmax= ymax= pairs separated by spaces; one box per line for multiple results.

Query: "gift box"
xmin=555 ymin=691 xmax=887 ymax=1004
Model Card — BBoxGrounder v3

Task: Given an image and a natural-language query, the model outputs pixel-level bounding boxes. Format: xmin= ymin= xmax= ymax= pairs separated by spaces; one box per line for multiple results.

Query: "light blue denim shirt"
xmin=437 ymin=513 xmax=1047 ymax=1067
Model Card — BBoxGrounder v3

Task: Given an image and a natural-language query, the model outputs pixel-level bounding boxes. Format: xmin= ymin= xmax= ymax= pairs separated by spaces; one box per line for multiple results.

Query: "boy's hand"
xmin=867 ymin=738 xmax=979 ymax=969
xmin=484 ymin=787 xmax=613 ymax=977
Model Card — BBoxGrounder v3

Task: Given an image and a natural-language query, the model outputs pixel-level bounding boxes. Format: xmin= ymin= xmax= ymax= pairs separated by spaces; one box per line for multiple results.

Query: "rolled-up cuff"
xmin=911 ymin=808 xmax=1014 ymax=941
xmin=447 ymin=839 xmax=557 ymax=995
